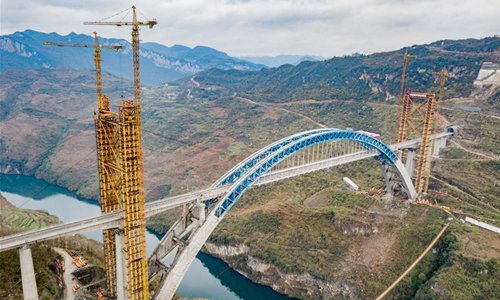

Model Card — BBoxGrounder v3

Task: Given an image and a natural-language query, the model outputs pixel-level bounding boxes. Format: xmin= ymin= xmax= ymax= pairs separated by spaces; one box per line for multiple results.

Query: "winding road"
xmin=236 ymin=96 xmax=327 ymax=128
xmin=53 ymin=247 xmax=77 ymax=300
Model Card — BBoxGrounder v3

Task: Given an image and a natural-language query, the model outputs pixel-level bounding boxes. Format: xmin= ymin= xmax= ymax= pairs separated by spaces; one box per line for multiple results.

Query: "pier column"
xmin=196 ymin=198 xmax=206 ymax=224
xmin=115 ymin=231 xmax=127 ymax=300
xmin=433 ymin=139 xmax=441 ymax=158
xmin=432 ymin=137 xmax=445 ymax=158
xmin=380 ymin=162 xmax=395 ymax=197
xmin=405 ymin=147 xmax=416 ymax=178
xmin=19 ymin=245 xmax=38 ymax=300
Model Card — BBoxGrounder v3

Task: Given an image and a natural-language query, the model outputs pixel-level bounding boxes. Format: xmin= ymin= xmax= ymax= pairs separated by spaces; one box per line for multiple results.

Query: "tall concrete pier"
xmin=19 ymin=245 xmax=38 ymax=300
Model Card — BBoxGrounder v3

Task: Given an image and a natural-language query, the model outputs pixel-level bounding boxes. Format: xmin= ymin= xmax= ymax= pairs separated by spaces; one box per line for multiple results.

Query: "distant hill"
xmin=0 ymin=30 xmax=263 ymax=85
xmin=193 ymin=37 xmax=500 ymax=102
xmin=239 ymin=54 xmax=325 ymax=67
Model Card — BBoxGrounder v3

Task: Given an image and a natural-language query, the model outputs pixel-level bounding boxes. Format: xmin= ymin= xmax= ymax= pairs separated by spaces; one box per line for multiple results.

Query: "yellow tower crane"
xmin=399 ymin=49 xmax=417 ymax=101
xmin=44 ymin=33 xmax=123 ymax=298
xmin=423 ymin=68 xmax=447 ymax=193
xmin=85 ymin=6 xmax=156 ymax=300
xmin=397 ymin=49 xmax=416 ymax=143
xmin=84 ymin=6 xmax=157 ymax=107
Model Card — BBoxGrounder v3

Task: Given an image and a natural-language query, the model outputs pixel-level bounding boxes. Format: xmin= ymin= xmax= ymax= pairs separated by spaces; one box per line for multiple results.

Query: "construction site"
xmin=48 ymin=9 xmax=447 ymax=296
xmin=0 ymin=4 xmax=498 ymax=300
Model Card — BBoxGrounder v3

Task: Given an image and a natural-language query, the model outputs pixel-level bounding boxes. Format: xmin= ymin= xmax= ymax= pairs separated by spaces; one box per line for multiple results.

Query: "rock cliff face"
xmin=204 ymin=243 xmax=249 ymax=257
xmin=204 ymin=242 xmax=361 ymax=299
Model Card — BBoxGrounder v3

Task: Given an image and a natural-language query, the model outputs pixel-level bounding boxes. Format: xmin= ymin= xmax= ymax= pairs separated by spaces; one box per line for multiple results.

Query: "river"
xmin=0 ymin=174 xmax=293 ymax=300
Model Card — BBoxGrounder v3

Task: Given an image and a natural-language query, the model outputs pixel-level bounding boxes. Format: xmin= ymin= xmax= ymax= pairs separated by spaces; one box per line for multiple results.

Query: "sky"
xmin=1 ymin=0 xmax=499 ymax=57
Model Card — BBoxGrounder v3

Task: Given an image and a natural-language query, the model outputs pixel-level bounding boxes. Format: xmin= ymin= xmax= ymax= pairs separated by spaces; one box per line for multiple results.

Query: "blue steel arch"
xmin=213 ymin=129 xmax=331 ymax=187
xmin=214 ymin=129 xmax=398 ymax=217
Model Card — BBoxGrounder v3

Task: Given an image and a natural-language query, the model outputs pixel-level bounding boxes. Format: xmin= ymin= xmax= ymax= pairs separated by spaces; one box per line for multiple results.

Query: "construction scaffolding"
xmin=396 ymin=91 xmax=438 ymax=198
xmin=118 ymin=100 xmax=149 ymax=300
xmin=397 ymin=92 xmax=413 ymax=143
xmin=96 ymin=97 xmax=149 ymax=300
xmin=95 ymin=98 xmax=121 ymax=297
xmin=413 ymin=93 xmax=437 ymax=194
xmin=423 ymin=69 xmax=447 ymax=193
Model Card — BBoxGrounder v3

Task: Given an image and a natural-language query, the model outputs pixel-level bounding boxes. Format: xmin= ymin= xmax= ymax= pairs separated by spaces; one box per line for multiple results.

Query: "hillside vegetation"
xmin=190 ymin=37 xmax=500 ymax=102
xmin=0 ymin=69 xmax=319 ymax=202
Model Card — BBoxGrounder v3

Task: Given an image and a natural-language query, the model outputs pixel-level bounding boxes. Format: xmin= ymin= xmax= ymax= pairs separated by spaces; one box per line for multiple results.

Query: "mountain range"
xmin=192 ymin=37 xmax=500 ymax=102
xmin=0 ymin=30 xmax=263 ymax=85
xmin=239 ymin=54 xmax=325 ymax=67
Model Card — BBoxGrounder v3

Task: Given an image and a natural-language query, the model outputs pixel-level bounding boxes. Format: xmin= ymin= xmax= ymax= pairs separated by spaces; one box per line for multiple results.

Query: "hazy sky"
xmin=1 ymin=0 xmax=499 ymax=57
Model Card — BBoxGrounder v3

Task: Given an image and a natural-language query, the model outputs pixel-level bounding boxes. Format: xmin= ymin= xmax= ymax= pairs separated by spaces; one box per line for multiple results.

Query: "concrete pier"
xmin=405 ymin=147 xmax=416 ymax=177
xmin=380 ymin=162 xmax=395 ymax=197
xmin=19 ymin=245 xmax=38 ymax=300
xmin=433 ymin=137 xmax=446 ymax=157
xmin=115 ymin=231 xmax=127 ymax=300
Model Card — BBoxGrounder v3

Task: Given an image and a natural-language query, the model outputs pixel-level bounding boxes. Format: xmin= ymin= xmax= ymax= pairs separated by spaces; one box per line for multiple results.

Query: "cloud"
xmin=1 ymin=0 xmax=499 ymax=56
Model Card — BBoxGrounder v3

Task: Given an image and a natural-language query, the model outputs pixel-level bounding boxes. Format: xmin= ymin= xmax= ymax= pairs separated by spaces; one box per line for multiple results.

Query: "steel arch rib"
xmin=211 ymin=128 xmax=331 ymax=187
xmin=153 ymin=129 xmax=415 ymax=299
xmin=214 ymin=130 xmax=404 ymax=216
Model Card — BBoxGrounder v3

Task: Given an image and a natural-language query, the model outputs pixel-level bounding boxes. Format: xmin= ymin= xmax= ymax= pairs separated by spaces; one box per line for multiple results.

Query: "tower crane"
xmin=84 ymin=6 xmax=157 ymax=107
xmin=84 ymin=6 xmax=156 ymax=300
xmin=43 ymin=33 xmax=122 ymax=110
xmin=397 ymin=49 xmax=417 ymax=143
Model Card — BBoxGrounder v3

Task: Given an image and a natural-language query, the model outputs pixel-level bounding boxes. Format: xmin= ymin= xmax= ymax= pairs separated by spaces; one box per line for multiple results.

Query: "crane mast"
xmin=423 ymin=69 xmax=447 ymax=193
xmin=93 ymin=32 xmax=103 ymax=109
xmin=397 ymin=49 xmax=416 ymax=144
xmin=399 ymin=49 xmax=417 ymax=101
xmin=85 ymin=7 xmax=156 ymax=300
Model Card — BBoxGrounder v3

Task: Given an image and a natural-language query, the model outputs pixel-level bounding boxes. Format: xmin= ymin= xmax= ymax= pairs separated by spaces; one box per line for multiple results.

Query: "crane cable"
xmin=375 ymin=222 xmax=451 ymax=300
xmin=94 ymin=7 xmax=131 ymax=23
xmin=115 ymin=26 xmax=125 ymax=99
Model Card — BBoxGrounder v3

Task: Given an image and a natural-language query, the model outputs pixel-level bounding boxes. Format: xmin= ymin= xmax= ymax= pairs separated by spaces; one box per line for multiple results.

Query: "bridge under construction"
xmin=0 ymin=6 xmax=458 ymax=300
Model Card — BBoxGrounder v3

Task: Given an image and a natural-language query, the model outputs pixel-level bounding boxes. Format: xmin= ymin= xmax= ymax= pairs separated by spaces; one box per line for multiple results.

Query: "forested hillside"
xmin=190 ymin=37 xmax=500 ymax=102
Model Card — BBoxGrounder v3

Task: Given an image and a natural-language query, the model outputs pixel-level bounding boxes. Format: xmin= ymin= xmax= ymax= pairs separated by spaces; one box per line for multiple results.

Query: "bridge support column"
xmin=196 ymin=198 xmax=206 ymax=224
xmin=114 ymin=230 xmax=127 ymax=300
xmin=405 ymin=147 xmax=416 ymax=178
xmin=380 ymin=162 xmax=395 ymax=197
xmin=433 ymin=137 xmax=446 ymax=158
xmin=19 ymin=245 xmax=38 ymax=300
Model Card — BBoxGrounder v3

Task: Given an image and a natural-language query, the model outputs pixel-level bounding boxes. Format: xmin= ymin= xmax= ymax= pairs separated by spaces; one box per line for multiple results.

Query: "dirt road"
xmin=236 ymin=96 xmax=327 ymax=128
xmin=53 ymin=247 xmax=77 ymax=300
